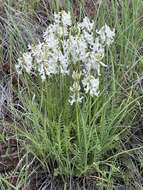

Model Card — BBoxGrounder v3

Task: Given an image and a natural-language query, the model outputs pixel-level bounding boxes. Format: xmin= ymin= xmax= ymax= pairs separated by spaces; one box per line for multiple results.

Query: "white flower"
xmin=59 ymin=26 xmax=68 ymax=37
xmin=79 ymin=17 xmax=94 ymax=32
xmin=69 ymin=71 xmax=83 ymax=105
xmin=82 ymin=75 xmax=99 ymax=96
xmin=83 ymin=30 xmax=94 ymax=45
xmin=29 ymin=42 xmax=43 ymax=56
xmin=43 ymin=25 xmax=57 ymax=42
xmin=58 ymin=52 xmax=69 ymax=75
xmin=22 ymin=52 xmax=33 ymax=73
xmin=44 ymin=57 xmax=58 ymax=76
xmin=38 ymin=64 xmax=46 ymax=81
xmin=30 ymin=42 xmax=44 ymax=64
xmin=72 ymin=71 xmax=82 ymax=81
xmin=61 ymin=11 xmax=72 ymax=27
xmin=70 ymin=82 xmax=81 ymax=92
xmin=69 ymin=94 xmax=83 ymax=105
xmin=90 ymin=37 xmax=104 ymax=53
xmin=44 ymin=33 xmax=59 ymax=49
xmin=68 ymin=35 xmax=87 ymax=63
xmin=96 ymin=24 xmax=115 ymax=46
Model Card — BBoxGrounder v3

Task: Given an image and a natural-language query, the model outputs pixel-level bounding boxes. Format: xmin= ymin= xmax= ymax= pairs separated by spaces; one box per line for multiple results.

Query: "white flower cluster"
xmin=16 ymin=11 xmax=115 ymax=105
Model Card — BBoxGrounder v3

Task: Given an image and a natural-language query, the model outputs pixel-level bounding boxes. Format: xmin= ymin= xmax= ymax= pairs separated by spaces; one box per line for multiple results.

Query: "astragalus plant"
xmin=13 ymin=11 xmax=139 ymax=188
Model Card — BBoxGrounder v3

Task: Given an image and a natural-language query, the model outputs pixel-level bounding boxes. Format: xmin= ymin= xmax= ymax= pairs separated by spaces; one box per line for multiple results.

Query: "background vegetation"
xmin=0 ymin=0 xmax=143 ymax=189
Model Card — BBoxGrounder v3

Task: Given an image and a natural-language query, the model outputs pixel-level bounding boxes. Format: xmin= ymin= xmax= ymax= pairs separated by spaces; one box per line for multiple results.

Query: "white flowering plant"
xmin=16 ymin=11 xmax=115 ymax=105
xmin=15 ymin=14 xmax=118 ymax=178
